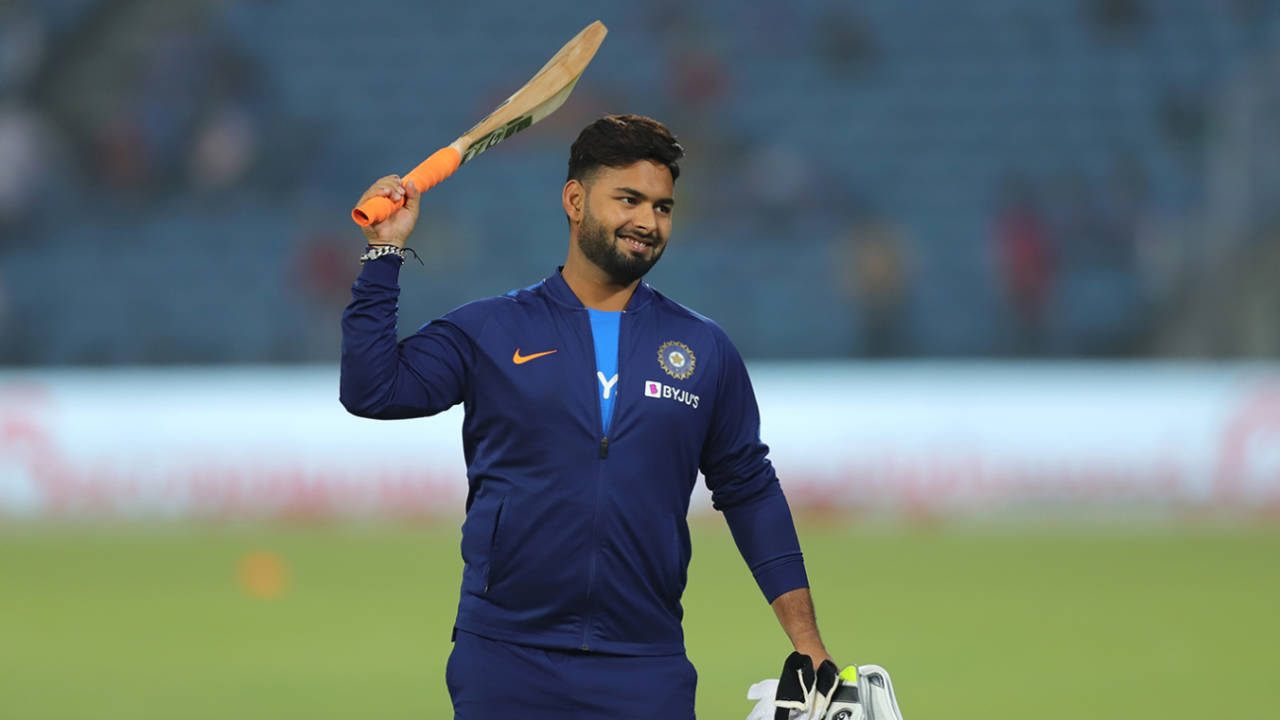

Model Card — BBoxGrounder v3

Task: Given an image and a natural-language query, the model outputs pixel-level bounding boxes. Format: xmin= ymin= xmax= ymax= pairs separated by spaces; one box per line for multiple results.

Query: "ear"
xmin=562 ymin=179 xmax=585 ymax=224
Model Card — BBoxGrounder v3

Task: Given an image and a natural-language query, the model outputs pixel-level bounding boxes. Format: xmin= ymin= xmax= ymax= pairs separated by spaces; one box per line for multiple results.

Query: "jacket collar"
xmin=543 ymin=267 xmax=655 ymax=312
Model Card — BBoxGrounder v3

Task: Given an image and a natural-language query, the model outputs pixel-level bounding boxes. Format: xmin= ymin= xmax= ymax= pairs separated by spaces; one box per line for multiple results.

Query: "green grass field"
xmin=2 ymin=518 xmax=1278 ymax=719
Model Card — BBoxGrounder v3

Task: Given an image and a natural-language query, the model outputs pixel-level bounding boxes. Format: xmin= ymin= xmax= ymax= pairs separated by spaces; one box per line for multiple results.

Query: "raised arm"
xmin=339 ymin=176 xmax=470 ymax=419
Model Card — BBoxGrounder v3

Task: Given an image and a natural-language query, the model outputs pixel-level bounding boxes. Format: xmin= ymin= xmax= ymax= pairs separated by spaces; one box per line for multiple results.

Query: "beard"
xmin=577 ymin=208 xmax=665 ymax=286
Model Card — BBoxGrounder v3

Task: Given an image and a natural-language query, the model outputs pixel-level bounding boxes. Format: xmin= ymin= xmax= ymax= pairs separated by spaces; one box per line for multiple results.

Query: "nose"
xmin=632 ymin=204 xmax=656 ymax=235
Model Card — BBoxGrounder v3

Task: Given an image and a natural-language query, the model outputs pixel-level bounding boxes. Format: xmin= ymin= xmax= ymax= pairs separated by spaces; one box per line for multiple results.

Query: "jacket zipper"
xmin=581 ymin=307 xmax=625 ymax=649
xmin=581 ymin=309 xmax=608 ymax=650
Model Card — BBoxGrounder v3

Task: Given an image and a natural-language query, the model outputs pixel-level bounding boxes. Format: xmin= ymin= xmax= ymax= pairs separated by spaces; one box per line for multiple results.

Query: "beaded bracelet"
xmin=360 ymin=244 xmax=422 ymax=265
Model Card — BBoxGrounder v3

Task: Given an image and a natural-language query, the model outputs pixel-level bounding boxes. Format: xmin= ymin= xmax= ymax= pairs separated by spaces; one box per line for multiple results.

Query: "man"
xmin=341 ymin=115 xmax=833 ymax=718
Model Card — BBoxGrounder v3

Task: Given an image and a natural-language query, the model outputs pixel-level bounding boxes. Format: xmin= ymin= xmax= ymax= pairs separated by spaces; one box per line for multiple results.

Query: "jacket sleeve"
xmin=340 ymin=257 xmax=471 ymax=419
xmin=700 ymin=329 xmax=809 ymax=602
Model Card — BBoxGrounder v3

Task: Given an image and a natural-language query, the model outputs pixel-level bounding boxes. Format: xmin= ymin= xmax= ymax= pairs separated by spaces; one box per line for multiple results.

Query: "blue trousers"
xmin=446 ymin=630 xmax=697 ymax=719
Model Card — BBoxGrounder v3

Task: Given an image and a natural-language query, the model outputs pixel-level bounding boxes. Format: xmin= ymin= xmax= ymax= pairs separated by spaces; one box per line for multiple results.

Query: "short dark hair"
xmin=567 ymin=114 xmax=684 ymax=184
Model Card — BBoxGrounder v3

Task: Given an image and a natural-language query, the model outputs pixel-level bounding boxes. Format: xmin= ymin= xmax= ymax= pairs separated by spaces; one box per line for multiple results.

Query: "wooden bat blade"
xmin=352 ymin=21 xmax=606 ymax=227
xmin=454 ymin=20 xmax=607 ymax=164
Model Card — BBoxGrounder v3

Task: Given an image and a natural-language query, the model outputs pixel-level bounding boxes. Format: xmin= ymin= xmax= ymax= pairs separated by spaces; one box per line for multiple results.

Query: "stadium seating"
xmin=5 ymin=0 xmax=1278 ymax=362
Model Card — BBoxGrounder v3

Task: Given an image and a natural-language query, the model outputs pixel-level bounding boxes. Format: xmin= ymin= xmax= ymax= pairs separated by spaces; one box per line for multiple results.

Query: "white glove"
xmin=854 ymin=665 xmax=904 ymax=720
xmin=746 ymin=678 xmax=785 ymax=720
xmin=744 ymin=664 xmax=904 ymax=720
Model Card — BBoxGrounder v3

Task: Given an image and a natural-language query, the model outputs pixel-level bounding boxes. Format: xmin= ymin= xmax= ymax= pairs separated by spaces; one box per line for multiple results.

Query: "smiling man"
xmin=340 ymin=115 xmax=833 ymax=719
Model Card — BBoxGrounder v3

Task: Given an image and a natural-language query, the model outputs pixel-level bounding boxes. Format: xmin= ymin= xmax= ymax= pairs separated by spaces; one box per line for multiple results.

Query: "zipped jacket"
xmin=341 ymin=259 xmax=808 ymax=655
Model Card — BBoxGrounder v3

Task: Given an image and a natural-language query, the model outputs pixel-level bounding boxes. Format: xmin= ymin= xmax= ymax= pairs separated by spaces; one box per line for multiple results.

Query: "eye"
xmin=657 ymin=205 xmax=673 ymax=215
xmin=619 ymin=196 xmax=637 ymax=205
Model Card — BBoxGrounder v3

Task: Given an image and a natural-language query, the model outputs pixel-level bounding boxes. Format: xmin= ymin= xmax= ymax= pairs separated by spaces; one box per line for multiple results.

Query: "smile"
xmin=618 ymin=235 xmax=652 ymax=251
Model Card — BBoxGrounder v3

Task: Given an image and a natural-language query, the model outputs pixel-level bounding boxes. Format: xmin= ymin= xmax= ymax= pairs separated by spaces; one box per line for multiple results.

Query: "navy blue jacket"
xmin=340 ymin=258 xmax=807 ymax=655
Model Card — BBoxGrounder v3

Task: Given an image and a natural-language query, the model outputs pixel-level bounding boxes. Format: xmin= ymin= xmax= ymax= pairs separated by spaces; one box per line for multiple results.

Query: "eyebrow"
xmin=614 ymin=187 xmax=675 ymax=206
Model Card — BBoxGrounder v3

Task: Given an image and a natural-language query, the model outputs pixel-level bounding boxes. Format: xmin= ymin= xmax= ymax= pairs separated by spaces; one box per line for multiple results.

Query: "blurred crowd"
xmin=1 ymin=0 xmax=1278 ymax=364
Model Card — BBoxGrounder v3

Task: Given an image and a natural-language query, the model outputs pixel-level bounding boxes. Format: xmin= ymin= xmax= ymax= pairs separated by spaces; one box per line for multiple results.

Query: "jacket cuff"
xmin=357 ymin=255 xmax=403 ymax=286
xmin=754 ymin=554 xmax=809 ymax=603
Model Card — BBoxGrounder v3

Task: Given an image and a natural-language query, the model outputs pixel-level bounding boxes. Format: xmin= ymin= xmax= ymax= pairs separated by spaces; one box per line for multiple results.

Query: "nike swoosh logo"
xmin=512 ymin=348 xmax=558 ymax=365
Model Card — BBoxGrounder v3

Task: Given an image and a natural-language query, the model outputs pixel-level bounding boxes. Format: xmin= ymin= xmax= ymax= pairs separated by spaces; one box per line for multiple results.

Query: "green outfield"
xmin=2 ymin=518 xmax=1277 ymax=719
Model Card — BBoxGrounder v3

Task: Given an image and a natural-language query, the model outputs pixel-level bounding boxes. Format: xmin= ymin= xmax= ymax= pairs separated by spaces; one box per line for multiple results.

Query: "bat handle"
xmin=351 ymin=146 xmax=463 ymax=226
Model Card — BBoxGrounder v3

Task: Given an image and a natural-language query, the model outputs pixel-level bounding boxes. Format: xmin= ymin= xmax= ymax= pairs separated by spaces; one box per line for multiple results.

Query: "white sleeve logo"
xmin=597 ymin=372 xmax=618 ymax=399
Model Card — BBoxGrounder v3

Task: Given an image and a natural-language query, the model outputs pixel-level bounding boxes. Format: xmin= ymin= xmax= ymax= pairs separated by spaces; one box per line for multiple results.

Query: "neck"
xmin=562 ymin=242 xmax=640 ymax=312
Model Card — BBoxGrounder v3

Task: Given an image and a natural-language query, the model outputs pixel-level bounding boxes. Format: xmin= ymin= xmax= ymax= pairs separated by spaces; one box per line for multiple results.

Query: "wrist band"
xmin=360 ymin=244 xmax=422 ymax=265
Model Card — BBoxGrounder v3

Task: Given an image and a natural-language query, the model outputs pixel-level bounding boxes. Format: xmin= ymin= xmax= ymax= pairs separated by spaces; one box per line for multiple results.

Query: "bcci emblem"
xmin=657 ymin=341 xmax=696 ymax=380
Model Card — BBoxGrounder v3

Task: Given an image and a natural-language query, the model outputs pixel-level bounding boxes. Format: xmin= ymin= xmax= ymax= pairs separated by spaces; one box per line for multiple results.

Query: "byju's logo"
xmin=643 ymin=380 xmax=699 ymax=409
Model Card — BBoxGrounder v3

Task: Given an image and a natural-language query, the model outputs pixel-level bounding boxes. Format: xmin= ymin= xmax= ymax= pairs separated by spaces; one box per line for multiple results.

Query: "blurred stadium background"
xmin=2 ymin=0 xmax=1279 ymax=718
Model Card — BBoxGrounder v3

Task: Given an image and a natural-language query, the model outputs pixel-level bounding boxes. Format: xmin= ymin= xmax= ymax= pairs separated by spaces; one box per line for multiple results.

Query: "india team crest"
xmin=657 ymin=341 xmax=696 ymax=380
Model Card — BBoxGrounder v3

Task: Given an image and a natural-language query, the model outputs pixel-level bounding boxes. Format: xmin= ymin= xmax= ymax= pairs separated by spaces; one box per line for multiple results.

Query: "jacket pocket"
xmin=666 ymin=517 xmax=689 ymax=608
xmin=676 ymin=520 xmax=688 ymax=590
xmin=483 ymin=496 xmax=506 ymax=592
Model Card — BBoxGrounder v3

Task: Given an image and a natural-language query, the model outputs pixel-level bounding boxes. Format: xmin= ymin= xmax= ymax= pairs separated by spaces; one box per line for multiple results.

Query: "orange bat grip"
xmin=351 ymin=146 xmax=463 ymax=226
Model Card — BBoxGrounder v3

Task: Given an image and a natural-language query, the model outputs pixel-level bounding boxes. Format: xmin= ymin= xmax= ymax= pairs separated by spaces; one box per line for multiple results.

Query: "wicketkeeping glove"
xmin=744 ymin=661 xmax=905 ymax=720
xmin=772 ymin=651 xmax=840 ymax=720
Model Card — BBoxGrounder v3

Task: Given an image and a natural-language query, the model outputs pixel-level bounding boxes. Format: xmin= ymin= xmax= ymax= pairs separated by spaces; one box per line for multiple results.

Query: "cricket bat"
xmin=352 ymin=20 xmax=608 ymax=226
